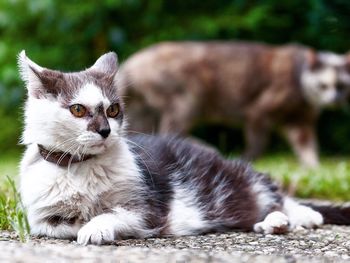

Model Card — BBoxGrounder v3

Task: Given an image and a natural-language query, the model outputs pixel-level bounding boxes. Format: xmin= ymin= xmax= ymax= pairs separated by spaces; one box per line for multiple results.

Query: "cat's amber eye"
xmin=69 ymin=104 xmax=87 ymax=118
xmin=106 ymin=103 xmax=120 ymax=118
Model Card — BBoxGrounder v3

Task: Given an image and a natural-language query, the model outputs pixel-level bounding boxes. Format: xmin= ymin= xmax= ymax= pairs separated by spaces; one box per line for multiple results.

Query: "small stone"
xmin=1 ymin=224 xmax=350 ymax=262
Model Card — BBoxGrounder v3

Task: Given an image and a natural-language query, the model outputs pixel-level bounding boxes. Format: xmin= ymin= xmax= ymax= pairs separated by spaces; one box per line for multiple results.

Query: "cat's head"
xmin=301 ymin=50 xmax=350 ymax=108
xmin=18 ymin=51 xmax=125 ymax=155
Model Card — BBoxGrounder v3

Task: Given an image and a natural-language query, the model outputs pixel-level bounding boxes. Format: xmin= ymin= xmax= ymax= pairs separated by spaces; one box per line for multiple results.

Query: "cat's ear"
xmin=18 ymin=50 xmax=44 ymax=87
xmin=89 ymin=52 xmax=118 ymax=75
xmin=18 ymin=50 xmax=64 ymax=98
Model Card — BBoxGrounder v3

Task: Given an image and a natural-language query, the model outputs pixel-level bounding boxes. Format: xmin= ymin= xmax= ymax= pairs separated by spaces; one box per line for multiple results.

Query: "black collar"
xmin=38 ymin=144 xmax=94 ymax=167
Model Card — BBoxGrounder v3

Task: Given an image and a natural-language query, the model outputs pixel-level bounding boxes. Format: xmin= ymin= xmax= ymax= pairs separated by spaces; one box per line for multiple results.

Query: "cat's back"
xmin=127 ymin=134 xmax=259 ymax=194
xmin=120 ymin=41 xmax=310 ymax=127
xmin=120 ymin=41 xmax=307 ymax=89
xmin=127 ymin=134 xmax=224 ymax=190
xmin=120 ymin=41 xmax=273 ymax=93
xmin=127 ymin=134 xmax=218 ymax=169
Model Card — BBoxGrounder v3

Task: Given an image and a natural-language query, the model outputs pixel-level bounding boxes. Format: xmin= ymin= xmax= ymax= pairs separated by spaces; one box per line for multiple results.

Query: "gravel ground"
xmin=1 ymin=225 xmax=350 ymax=262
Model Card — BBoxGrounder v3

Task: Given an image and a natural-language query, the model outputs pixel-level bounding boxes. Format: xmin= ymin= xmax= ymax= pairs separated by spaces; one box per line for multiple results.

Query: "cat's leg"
xmin=253 ymin=198 xmax=323 ymax=234
xmin=77 ymin=207 xmax=149 ymax=245
xmin=282 ymin=198 xmax=323 ymax=229
xmin=253 ymin=211 xmax=289 ymax=234
xmin=243 ymin=119 xmax=271 ymax=160
xmin=282 ymin=123 xmax=319 ymax=168
xmin=159 ymin=93 xmax=198 ymax=134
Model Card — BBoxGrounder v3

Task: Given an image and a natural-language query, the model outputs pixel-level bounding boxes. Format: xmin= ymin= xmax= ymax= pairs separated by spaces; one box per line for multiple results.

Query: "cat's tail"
xmin=302 ymin=202 xmax=350 ymax=225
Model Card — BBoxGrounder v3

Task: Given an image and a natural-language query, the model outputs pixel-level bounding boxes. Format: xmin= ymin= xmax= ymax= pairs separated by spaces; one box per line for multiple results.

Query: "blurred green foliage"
xmin=254 ymin=154 xmax=350 ymax=201
xmin=0 ymin=0 xmax=350 ymax=153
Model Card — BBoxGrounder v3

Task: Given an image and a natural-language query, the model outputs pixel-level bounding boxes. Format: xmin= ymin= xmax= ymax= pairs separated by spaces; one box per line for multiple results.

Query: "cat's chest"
xmin=35 ymin=163 xmax=118 ymax=223
xmin=21 ymin=158 xmax=118 ymax=210
xmin=21 ymin=143 xmax=142 ymax=227
xmin=55 ymin=163 xmax=116 ymax=197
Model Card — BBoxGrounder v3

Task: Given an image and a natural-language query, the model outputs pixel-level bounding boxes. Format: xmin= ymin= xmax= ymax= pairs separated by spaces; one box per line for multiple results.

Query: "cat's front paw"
xmin=254 ymin=211 xmax=289 ymax=234
xmin=77 ymin=214 xmax=116 ymax=245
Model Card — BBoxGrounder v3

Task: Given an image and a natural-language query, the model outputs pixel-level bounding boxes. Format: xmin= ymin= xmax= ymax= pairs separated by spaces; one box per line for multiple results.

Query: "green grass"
xmin=0 ymin=152 xmax=349 ymax=237
xmin=253 ymin=154 xmax=350 ymax=201
xmin=0 ymin=153 xmax=30 ymax=241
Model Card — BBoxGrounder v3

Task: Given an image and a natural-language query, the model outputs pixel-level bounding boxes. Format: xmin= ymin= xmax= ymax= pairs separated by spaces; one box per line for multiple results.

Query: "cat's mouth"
xmin=91 ymin=142 xmax=105 ymax=148
xmin=88 ymin=141 xmax=106 ymax=148
xmin=82 ymin=141 xmax=108 ymax=155
xmin=77 ymin=133 xmax=108 ymax=150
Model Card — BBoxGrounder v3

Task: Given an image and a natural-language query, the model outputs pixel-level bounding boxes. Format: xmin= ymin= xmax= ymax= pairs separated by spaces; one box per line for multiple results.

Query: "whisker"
xmin=56 ymin=143 xmax=79 ymax=167
xmin=123 ymin=138 xmax=155 ymax=162
xmin=126 ymin=130 xmax=155 ymax=137
xmin=67 ymin=144 xmax=82 ymax=172
xmin=80 ymin=144 xmax=88 ymax=162
xmin=45 ymin=138 xmax=77 ymax=157
xmin=42 ymin=139 xmax=78 ymax=165
xmin=56 ymin=145 xmax=76 ymax=166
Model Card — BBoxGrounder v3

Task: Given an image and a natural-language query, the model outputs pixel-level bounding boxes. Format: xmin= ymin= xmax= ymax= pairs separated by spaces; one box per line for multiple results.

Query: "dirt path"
xmin=1 ymin=225 xmax=350 ymax=262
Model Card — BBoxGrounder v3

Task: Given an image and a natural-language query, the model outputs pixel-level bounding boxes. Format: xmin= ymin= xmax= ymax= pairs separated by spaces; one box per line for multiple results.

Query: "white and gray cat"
xmin=18 ymin=51 xmax=350 ymax=245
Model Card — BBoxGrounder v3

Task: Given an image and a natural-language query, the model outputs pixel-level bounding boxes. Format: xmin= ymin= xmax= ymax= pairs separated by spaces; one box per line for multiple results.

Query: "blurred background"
xmin=0 ymin=0 xmax=350 ymax=200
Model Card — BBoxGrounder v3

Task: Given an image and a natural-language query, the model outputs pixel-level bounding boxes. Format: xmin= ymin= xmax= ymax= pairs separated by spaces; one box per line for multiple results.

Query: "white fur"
xmin=168 ymin=187 xmax=209 ymax=235
xmin=19 ymin=51 xmax=146 ymax=243
xmin=253 ymin=211 xmax=289 ymax=234
xmin=301 ymin=52 xmax=350 ymax=108
xmin=77 ymin=214 xmax=116 ymax=245
xmin=77 ymin=207 xmax=145 ymax=245
xmin=18 ymin=50 xmax=44 ymax=89
xmin=283 ymin=198 xmax=323 ymax=229
xmin=71 ymin=84 xmax=110 ymax=110
xmin=20 ymin=138 xmax=144 ymax=239
xmin=71 ymin=83 xmax=122 ymax=155
xmin=89 ymin=52 xmax=118 ymax=75
xmin=18 ymin=52 xmax=117 ymax=155
xmin=254 ymin=198 xmax=323 ymax=234
xmin=250 ymin=177 xmax=279 ymax=218
xmin=21 ymin=83 xmax=123 ymax=156
xmin=302 ymin=67 xmax=338 ymax=107
xmin=21 ymin=88 xmax=169 ymax=242
xmin=319 ymin=52 xmax=346 ymax=66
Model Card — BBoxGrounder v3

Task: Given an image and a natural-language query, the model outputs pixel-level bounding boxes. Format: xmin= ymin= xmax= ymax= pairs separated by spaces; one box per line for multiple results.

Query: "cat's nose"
xmin=97 ymin=128 xmax=111 ymax=138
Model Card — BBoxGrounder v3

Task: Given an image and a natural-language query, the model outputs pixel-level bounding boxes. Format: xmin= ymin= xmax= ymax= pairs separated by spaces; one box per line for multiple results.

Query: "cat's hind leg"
xmin=253 ymin=198 xmax=324 ymax=235
xmin=283 ymin=198 xmax=323 ymax=229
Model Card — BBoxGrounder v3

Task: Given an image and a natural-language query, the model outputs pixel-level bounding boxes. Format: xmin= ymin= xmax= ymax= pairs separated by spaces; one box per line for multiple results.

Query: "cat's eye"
xmin=69 ymin=104 xmax=87 ymax=118
xmin=106 ymin=103 xmax=120 ymax=118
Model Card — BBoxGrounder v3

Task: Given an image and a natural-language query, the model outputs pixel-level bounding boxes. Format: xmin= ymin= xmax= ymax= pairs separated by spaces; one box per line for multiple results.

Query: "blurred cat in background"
xmin=120 ymin=41 xmax=350 ymax=167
